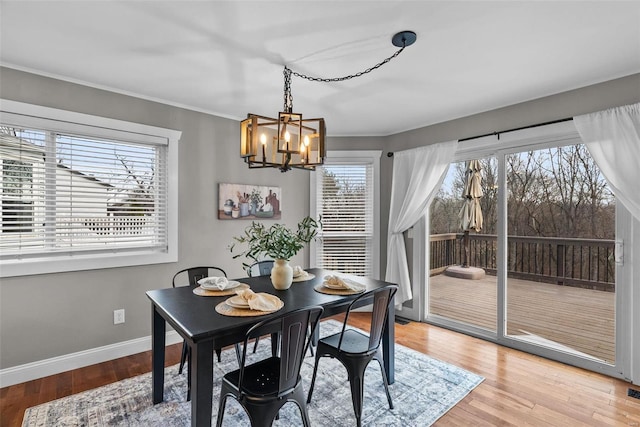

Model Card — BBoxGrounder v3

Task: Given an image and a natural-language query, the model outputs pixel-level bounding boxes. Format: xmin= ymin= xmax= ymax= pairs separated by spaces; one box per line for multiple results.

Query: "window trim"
xmin=309 ymin=150 xmax=381 ymax=279
xmin=0 ymin=99 xmax=181 ymax=277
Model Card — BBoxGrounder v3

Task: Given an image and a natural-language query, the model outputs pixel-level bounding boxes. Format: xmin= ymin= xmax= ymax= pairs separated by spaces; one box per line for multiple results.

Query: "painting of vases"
xmin=218 ymin=183 xmax=282 ymax=220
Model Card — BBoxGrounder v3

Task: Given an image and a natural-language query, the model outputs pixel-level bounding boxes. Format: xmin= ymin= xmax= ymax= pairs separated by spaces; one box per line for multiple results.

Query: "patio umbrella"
xmin=458 ymin=160 xmax=483 ymax=267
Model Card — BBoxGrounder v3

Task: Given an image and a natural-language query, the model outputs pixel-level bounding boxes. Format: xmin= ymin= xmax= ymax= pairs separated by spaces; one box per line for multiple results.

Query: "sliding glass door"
xmin=429 ymin=157 xmax=497 ymax=333
xmin=425 ymin=122 xmax=629 ymax=378
xmin=504 ymin=144 xmax=615 ymax=364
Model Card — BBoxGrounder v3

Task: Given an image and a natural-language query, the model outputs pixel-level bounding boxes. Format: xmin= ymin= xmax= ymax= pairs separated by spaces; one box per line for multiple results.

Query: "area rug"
xmin=22 ymin=320 xmax=483 ymax=426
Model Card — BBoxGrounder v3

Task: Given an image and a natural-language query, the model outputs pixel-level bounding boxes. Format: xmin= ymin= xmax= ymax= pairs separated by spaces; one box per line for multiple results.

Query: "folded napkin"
xmin=235 ymin=289 xmax=281 ymax=311
xmin=293 ymin=265 xmax=308 ymax=278
xmin=197 ymin=276 xmax=231 ymax=290
xmin=323 ymin=275 xmax=365 ymax=291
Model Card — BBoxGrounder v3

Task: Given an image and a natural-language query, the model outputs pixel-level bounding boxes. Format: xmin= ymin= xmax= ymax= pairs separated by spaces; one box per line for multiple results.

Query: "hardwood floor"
xmin=2 ymin=313 xmax=639 ymax=426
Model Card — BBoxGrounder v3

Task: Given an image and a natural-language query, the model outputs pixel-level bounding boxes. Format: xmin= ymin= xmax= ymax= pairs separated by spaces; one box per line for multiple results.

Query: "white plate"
xmin=226 ymin=295 xmax=250 ymax=309
xmin=201 ymin=280 xmax=240 ymax=291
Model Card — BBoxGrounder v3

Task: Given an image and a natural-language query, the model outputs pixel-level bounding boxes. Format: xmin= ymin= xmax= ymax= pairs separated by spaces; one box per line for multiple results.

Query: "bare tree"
xmin=109 ymin=154 xmax=156 ymax=216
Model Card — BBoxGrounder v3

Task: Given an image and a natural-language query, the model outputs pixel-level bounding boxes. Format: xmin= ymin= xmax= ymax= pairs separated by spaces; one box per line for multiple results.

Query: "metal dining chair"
xmin=306 ymin=285 xmax=398 ymax=427
xmin=216 ymin=305 xmax=323 ymax=427
xmin=171 ymin=266 xmax=240 ymax=401
xmin=246 ymin=260 xmax=274 ymax=278
xmin=246 ymin=260 xmax=315 ymax=356
xmin=245 ymin=260 xmax=274 ymax=353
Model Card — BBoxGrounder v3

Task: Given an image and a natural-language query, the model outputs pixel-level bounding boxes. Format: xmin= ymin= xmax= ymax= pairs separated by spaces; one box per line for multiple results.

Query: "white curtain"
xmin=385 ymin=140 xmax=458 ymax=305
xmin=574 ymin=102 xmax=640 ymax=221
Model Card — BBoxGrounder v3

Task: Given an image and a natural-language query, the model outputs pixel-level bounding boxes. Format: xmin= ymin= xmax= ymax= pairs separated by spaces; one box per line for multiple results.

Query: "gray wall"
xmin=386 ymin=73 xmax=640 ymax=150
xmin=1 ymin=67 xmax=639 ymax=375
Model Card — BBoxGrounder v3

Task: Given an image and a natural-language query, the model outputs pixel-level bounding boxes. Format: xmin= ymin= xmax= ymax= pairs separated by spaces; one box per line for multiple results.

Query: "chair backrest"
xmin=246 ymin=260 xmax=274 ymax=277
xmin=239 ymin=306 xmax=323 ymax=397
xmin=172 ymin=266 xmax=227 ymax=288
xmin=340 ymin=285 xmax=398 ymax=353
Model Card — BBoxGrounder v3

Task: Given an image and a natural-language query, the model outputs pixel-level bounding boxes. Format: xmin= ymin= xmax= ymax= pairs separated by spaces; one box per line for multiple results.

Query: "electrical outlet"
xmin=113 ymin=309 xmax=125 ymax=325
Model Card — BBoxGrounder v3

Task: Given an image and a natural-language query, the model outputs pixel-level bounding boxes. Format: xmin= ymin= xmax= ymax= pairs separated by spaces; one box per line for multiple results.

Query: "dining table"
xmin=146 ymin=268 xmax=397 ymax=427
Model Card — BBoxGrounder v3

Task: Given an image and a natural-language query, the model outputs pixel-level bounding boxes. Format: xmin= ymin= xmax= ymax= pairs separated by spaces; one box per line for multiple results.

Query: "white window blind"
xmin=0 ymin=126 xmax=168 ymax=257
xmin=0 ymin=100 xmax=180 ymax=276
xmin=315 ymin=163 xmax=374 ymax=277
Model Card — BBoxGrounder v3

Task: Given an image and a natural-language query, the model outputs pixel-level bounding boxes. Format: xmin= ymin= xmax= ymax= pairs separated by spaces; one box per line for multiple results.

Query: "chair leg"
xmin=308 ymin=324 xmax=319 ymax=357
xmin=291 ymin=385 xmax=312 ymax=427
xmin=215 ymin=348 xmax=222 ymax=363
xmin=306 ymin=353 xmax=322 ymax=403
xmin=376 ymin=356 xmax=394 ymax=409
xmin=215 ymin=392 xmax=228 ymax=427
xmin=348 ymin=371 xmax=365 ymax=427
xmin=178 ymin=340 xmax=188 ymax=374
xmin=252 ymin=336 xmax=260 ymax=353
xmin=234 ymin=343 xmax=242 ymax=366
xmin=307 ymin=325 xmax=315 ymax=357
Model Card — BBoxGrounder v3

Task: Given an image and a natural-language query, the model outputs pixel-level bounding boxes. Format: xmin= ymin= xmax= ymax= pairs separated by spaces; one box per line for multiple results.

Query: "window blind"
xmin=0 ymin=125 xmax=168 ymax=258
xmin=315 ymin=164 xmax=373 ymax=276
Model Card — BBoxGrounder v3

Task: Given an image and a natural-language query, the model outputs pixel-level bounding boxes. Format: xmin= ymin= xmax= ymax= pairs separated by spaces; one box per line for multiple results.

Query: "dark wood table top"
xmin=146 ymin=268 xmax=393 ymax=346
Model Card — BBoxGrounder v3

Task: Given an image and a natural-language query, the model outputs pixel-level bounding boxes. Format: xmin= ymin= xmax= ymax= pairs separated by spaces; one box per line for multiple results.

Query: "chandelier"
xmin=240 ymin=31 xmax=417 ymax=172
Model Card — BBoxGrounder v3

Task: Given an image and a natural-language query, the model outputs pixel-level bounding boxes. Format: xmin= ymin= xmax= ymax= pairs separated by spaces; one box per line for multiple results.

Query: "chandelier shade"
xmin=241 ymin=112 xmax=325 ymax=172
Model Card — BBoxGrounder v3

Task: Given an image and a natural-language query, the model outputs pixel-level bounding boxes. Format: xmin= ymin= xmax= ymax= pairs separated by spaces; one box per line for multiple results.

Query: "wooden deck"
xmin=429 ymin=273 xmax=615 ymax=363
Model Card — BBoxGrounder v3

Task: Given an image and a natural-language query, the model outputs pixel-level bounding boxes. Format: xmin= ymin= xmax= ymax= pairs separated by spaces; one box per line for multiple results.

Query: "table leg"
xmin=152 ymin=305 xmax=166 ymax=404
xmin=383 ymin=301 xmax=395 ymax=384
xmin=191 ymin=339 xmax=214 ymax=427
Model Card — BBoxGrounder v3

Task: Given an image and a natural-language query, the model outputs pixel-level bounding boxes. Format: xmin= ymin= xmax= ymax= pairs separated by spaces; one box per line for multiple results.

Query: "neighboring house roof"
xmin=1 ymin=131 xmax=114 ymax=189
xmin=55 ymin=162 xmax=114 ymax=189
xmin=0 ymin=132 xmax=43 ymax=161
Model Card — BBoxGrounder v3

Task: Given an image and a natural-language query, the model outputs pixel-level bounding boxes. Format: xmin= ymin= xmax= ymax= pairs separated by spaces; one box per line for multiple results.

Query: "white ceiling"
xmin=1 ymin=1 xmax=639 ymax=136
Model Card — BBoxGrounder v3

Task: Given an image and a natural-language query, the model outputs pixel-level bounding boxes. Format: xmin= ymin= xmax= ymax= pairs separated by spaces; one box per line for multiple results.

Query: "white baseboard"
xmin=0 ymin=331 xmax=182 ymax=388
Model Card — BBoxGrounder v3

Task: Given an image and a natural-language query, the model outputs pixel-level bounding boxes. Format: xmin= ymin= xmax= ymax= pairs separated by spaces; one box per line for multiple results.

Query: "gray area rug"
xmin=22 ymin=320 xmax=483 ymax=426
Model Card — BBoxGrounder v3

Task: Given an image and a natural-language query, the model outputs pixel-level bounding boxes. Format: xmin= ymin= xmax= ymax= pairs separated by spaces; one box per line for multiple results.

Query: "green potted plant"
xmin=230 ymin=216 xmax=319 ymax=289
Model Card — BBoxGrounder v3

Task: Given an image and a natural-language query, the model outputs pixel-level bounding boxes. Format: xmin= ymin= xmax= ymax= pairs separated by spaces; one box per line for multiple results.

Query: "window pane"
xmin=315 ymin=163 xmax=374 ymax=277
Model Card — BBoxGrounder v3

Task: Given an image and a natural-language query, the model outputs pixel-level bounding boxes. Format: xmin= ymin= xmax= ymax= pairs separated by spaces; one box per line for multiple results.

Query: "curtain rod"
xmin=458 ymin=116 xmax=574 ymax=142
xmin=386 ymin=116 xmax=574 ymax=157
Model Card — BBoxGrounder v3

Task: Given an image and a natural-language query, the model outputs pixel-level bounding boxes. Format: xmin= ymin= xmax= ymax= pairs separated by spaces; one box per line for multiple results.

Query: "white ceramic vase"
xmin=270 ymin=259 xmax=293 ymax=290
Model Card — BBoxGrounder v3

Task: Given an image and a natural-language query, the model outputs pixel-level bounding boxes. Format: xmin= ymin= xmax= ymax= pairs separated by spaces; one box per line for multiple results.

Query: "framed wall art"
xmin=218 ymin=183 xmax=282 ymax=220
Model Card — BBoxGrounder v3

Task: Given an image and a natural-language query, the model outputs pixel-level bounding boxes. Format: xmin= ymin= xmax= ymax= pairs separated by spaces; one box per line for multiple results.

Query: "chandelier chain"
xmin=283 ymin=67 xmax=293 ymax=112
xmin=287 ymin=45 xmax=405 ymax=83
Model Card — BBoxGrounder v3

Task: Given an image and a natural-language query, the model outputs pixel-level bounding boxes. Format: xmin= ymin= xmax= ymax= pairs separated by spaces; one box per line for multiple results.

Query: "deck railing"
xmin=430 ymin=233 xmax=615 ymax=291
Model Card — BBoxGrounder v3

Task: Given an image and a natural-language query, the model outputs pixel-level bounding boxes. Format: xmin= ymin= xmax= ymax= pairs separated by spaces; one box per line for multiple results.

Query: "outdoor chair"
xmin=171 ymin=266 xmax=240 ymax=401
xmin=306 ymin=285 xmax=398 ymax=427
xmin=216 ymin=306 xmax=323 ymax=427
